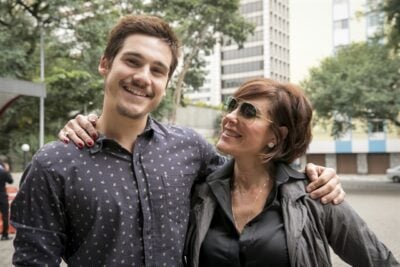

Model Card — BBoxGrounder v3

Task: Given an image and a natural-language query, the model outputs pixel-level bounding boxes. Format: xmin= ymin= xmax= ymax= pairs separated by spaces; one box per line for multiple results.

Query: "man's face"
xmin=99 ymin=34 xmax=172 ymax=120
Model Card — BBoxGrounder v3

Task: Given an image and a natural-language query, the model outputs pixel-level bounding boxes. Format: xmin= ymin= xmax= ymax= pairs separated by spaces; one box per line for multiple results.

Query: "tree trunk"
xmin=169 ymin=29 xmax=207 ymax=124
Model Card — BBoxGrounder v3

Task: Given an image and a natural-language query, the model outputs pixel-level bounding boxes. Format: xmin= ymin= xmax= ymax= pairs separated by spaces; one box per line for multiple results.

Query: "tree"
xmin=0 ymin=0 xmax=143 ymax=166
xmin=302 ymin=42 xmax=400 ymax=137
xmin=382 ymin=0 xmax=400 ymax=51
xmin=148 ymin=0 xmax=254 ymax=122
xmin=0 ymin=0 xmax=252 ymax=167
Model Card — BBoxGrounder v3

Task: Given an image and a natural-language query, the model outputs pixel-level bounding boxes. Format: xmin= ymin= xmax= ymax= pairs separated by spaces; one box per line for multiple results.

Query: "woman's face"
xmin=216 ymin=97 xmax=276 ymax=159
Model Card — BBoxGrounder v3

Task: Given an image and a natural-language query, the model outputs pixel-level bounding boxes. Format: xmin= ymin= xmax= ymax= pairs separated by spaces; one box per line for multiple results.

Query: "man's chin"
xmin=117 ymin=106 xmax=147 ymax=120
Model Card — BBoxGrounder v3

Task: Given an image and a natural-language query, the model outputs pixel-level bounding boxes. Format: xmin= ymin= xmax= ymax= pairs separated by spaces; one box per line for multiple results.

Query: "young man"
xmin=0 ymin=155 xmax=13 ymax=241
xmin=12 ymin=15 xmax=343 ymax=266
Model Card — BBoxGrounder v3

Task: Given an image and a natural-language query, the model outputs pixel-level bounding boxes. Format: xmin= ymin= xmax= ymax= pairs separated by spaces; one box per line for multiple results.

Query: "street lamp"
xmin=21 ymin=143 xmax=30 ymax=169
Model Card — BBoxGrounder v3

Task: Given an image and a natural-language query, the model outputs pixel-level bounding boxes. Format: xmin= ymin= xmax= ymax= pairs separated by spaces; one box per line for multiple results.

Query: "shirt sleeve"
xmin=323 ymin=201 xmax=399 ymax=266
xmin=197 ymin=133 xmax=226 ymax=182
xmin=11 ymin=157 xmax=67 ymax=266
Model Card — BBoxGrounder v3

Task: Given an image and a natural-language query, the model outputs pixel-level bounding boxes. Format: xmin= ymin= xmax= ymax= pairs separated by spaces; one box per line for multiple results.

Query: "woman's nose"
xmin=224 ymin=108 xmax=239 ymax=122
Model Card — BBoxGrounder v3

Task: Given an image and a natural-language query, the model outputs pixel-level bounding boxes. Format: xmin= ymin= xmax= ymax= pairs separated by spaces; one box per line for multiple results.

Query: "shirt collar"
xmin=145 ymin=116 xmax=166 ymax=136
xmin=89 ymin=116 xmax=163 ymax=154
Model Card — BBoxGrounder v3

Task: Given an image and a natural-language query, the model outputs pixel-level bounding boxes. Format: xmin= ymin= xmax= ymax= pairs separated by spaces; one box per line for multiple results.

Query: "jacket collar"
xmin=205 ymin=159 xmax=308 ymax=201
xmin=276 ymin=163 xmax=308 ymax=201
xmin=205 ymin=158 xmax=234 ymax=183
xmin=275 ymin=162 xmax=306 ymax=185
xmin=205 ymin=159 xmax=306 ymax=184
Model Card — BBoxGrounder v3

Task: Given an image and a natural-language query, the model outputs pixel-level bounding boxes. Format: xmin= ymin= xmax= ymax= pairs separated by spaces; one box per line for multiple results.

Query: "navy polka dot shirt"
xmin=11 ymin=118 xmax=224 ymax=266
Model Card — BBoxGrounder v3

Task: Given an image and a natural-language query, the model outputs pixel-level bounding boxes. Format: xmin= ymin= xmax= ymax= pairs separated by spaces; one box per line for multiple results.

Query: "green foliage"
xmin=147 ymin=0 xmax=254 ymax=122
xmin=383 ymin=0 xmax=400 ymax=51
xmin=0 ymin=0 xmax=251 ymax=166
xmin=302 ymin=42 xmax=400 ymax=137
xmin=0 ymin=0 xmax=121 ymax=164
xmin=151 ymin=85 xmax=175 ymax=121
xmin=183 ymin=57 xmax=207 ymax=92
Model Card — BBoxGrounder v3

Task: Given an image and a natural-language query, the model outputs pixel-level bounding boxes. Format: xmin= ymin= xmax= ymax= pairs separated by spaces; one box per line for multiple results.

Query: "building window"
xmin=221 ymin=76 xmax=262 ymax=89
xmin=370 ymin=120 xmax=384 ymax=133
xmin=221 ymin=46 xmax=263 ymax=61
xmin=367 ymin=13 xmax=380 ymax=27
xmin=222 ymin=61 xmax=264 ymax=75
xmin=333 ymin=0 xmax=347 ymax=4
xmin=246 ymin=30 xmax=263 ymax=42
xmin=369 ymin=119 xmax=385 ymax=140
xmin=246 ymin=15 xmax=263 ymax=26
xmin=240 ymin=1 xmax=263 ymax=14
xmin=333 ymin=19 xmax=349 ymax=30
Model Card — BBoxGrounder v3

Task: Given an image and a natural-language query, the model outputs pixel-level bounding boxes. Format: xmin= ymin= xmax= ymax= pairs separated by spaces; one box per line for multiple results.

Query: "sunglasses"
xmin=225 ymin=97 xmax=273 ymax=123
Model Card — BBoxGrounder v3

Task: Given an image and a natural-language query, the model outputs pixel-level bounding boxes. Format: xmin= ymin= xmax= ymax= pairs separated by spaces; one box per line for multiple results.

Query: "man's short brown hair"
xmin=103 ymin=14 xmax=181 ymax=79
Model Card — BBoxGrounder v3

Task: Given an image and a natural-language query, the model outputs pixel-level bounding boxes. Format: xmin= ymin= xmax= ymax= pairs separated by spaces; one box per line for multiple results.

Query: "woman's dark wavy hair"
xmin=233 ymin=78 xmax=313 ymax=164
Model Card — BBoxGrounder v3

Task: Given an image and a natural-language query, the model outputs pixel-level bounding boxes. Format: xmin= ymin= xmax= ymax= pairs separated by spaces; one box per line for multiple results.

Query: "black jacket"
xmin=184 ymin=160 xmax=399 ymax=267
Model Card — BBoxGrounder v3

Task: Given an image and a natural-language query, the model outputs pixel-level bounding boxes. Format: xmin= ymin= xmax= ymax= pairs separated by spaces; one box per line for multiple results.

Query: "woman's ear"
xmin=98 ymin=56 xmax=109 ymax=76
xmin=279 ymin=126 xmax=288 ymax=140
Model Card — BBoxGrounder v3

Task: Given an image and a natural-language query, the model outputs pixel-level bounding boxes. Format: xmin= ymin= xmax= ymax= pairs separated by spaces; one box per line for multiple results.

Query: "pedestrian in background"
xmin=0 ymin=155 xmax=13 ymax=241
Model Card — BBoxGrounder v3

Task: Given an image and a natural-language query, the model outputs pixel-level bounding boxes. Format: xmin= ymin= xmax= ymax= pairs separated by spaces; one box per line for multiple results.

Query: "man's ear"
xmin=98 ymin=56 xmax=109 ymax=76
xmin=279 ymin=126 xmax=288 ymax=140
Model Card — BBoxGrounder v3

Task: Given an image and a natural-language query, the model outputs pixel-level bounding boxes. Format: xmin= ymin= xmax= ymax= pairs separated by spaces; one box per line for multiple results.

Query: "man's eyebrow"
xmin=123 ymin=52 xmax=169 ymax=73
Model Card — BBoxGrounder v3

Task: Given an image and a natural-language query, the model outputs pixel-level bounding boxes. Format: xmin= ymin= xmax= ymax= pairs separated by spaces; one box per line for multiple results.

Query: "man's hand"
xmin=58 ymin=114 xmax=99 ymax=148
xmin=305 ymin=163 xmax=345 ymax=205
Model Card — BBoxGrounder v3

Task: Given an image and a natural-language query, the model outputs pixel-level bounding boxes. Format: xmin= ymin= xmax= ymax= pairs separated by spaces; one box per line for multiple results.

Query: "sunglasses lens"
xmin=227 ymin=98 xmax=238 ymax=113
xmin=240 ymin=103 xmax=257 ymax=119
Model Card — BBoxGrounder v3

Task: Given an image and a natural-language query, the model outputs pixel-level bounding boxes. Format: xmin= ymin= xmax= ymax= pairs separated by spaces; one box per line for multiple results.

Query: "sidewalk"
xmin=340 ymin=174 xmax=390 ymax=182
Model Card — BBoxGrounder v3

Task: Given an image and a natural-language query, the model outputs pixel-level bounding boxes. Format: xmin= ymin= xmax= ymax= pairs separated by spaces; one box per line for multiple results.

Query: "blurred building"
xmin=184 ymin=48 xmax=222 ymax=106
xmin=185 ymin=0 xmax=290 ymax=105
xmin=184 ymin=0 xmax=399 ymax=174
xmin=220 ymin=0 xmax=290 ymax=101
xmin=291 ymin=0 xmax=400 ymax=174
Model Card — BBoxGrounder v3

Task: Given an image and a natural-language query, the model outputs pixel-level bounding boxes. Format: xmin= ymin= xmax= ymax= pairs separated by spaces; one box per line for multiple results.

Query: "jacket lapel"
xmin=277 ymin=164 xmax=308 ymax=266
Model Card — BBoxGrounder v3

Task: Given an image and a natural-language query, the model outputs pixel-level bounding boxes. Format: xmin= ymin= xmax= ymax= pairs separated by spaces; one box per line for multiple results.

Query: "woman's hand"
xmin=304 ymin=163 xmax=345 ymax=205
xmin=58 ymin=114 xmax=99 ymax=148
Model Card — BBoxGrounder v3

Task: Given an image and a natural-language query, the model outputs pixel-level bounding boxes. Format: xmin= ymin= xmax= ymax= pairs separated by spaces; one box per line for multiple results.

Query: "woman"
xmin=183 ymin=78 xmax=398 ymax=267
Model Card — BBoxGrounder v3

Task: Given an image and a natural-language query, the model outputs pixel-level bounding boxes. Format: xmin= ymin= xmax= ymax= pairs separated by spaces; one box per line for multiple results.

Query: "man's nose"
xmin=133 ymin=66 xmax=151 ymax=87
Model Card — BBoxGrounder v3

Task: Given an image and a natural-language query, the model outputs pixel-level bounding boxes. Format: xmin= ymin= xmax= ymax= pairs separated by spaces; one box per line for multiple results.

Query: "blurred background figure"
xmin=0 ymin=155 xmax=13 ymax=241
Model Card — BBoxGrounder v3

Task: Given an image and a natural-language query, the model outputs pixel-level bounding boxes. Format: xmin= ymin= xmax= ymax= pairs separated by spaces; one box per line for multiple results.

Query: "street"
xmin=332 ymin=179 xmax=400 ymax=266
xmin=1 ymin=177 xmax=399 ymax=266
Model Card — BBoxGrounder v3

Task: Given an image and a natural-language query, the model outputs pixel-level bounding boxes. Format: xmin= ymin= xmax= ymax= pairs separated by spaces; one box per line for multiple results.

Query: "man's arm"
xmin=58 ymin=114 xmax=346 ymax=205
xmin=11 ymin=157 xmax=66 ymax=265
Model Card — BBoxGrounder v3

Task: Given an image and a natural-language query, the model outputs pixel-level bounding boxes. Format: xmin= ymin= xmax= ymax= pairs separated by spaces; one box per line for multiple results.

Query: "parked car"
xmin=386 ymin=165 xmax=400 ymax=183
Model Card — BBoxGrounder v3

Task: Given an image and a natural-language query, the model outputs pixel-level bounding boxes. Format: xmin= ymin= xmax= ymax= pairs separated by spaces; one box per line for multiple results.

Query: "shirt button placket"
xmin=133 ymin=146 xmax=153 ymax=265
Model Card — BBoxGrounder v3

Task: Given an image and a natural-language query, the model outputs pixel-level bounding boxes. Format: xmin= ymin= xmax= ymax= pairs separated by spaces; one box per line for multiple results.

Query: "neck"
xmin=97 ymin=110 xmax=148 ymax=153
xmin=233 ymin=158 xmax=273 ymax=190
